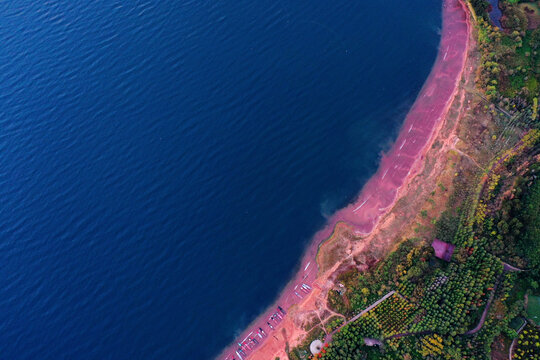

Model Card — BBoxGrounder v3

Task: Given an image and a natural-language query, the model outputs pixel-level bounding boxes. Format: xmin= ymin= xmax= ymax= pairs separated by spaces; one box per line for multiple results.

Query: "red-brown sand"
xmin=219 ymin=0 xmax=471 ymax=358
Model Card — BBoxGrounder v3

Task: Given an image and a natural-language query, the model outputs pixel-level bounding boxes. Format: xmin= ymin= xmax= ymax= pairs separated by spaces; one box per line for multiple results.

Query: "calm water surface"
xmin=0 ymin=0 xmax=441 ymax=358
xmin=488 ymin=0 xmax=503 ymax=28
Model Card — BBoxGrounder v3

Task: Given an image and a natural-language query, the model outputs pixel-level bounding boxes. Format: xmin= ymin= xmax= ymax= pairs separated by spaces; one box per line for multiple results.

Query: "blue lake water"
xmin=0 ymin=1 xmax=441 ymax=358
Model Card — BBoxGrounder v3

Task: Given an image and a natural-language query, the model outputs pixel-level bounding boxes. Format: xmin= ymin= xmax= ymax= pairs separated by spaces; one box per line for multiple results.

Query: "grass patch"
xmin=527 ymin=295 xmax=540 ymax=324
xmin=509 ymin=316 xmax=526 ymax=331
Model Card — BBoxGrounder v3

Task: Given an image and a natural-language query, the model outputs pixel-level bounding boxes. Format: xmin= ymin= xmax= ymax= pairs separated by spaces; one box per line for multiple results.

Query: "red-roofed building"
xmin=431 ymin=239 xmax=455 ymax=262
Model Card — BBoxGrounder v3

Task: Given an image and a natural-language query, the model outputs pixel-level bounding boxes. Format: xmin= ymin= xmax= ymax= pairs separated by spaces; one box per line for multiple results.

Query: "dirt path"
xmin=463 ymin=258 xmax=528 ymax=336
xmin=503 ymin=262 xmax=526 ymax=272
xmin=450 ymin=137 xmax=484 ymax=170
xmin=325 ymin=291 xmax=396 ymax=342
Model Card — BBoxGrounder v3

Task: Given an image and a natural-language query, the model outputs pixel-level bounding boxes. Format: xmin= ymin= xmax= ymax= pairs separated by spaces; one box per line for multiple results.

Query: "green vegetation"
xmin=326 ymin=239 xmax=434 ymax=319
xmin=308 ymin=136 xmax=540 ymax=360
xmin=528 ymin=295 xmax=540 ymax=324
xmin=300 ymin=65 xmax=539 ymax=360
xmin=486 ymin=162 xmax=540 ymax=272
xmin=324 ymin=316 xmax=345 ymax=333
xmin=470 ymin=0 xmax=490 ymax=18
xmin=290 ymin=3 xmax=540 ymax=359
xmin=514 ymin=323 xmax=540 ymax=359
xmin=360 ymin=294 xmax=418 ymax=338
xmin=477 ymin=17 xmax=540 ymax=104
xmin=510 ymin=316 xmax=526 ymax=330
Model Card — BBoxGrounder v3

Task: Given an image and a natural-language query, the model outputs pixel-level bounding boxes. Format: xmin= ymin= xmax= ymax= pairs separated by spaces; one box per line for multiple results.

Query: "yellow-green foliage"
xmin=475 ymin=201 xmax=487 ymax=225
xmin=514 ymin=324 xmax=540 ymax=360
xmin=496 ymin=129 xmax=540 ymax=170
xmin=486 ymin=174 xmax=501 ymax=201
xmin=420 ymin=334 xmax=443 ymax=357
xmin=466 ymin=0 xmax=478 ymax=23
xmin=477 ymin=18 xmax=489 ymax=43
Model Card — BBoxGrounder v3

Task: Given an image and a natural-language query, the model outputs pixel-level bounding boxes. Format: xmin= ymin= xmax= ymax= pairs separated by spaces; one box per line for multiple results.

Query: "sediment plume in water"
xmin=220 ymin=0 xmax=470 ymax=358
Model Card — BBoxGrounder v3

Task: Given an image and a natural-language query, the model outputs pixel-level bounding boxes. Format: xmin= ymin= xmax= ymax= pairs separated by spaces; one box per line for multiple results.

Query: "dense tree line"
xmin=308 ymin=140 xmax=540 ymax=359
xmin=290 ymin=3 xmax=540 ymax=359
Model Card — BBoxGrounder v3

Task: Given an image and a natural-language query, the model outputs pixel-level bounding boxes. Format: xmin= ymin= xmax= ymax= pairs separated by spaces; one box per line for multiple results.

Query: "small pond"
xmin=489 ymin=0 xmax=503 ymax=28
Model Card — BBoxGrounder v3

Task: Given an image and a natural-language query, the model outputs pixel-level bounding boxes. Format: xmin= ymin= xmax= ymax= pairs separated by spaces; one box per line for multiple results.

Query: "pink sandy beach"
xmin=220 ymin=0 xmax=471 ymax=358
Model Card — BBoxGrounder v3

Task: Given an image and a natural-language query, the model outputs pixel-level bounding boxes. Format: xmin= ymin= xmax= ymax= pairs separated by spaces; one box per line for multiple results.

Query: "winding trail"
xmin=508 ymin=318 xmax=527 ymax=360
xmin=503 ymin=262 xmax=527 ymax=272
xmin=384 ymin=260 xmax=529 ymax=342
xmin=464 ymin=273 xmax=503 ymax=335
xmin=463 ymin=259 xmax=528 ymax=336
xmin=219 ymin=0 xmax=471 ymax=358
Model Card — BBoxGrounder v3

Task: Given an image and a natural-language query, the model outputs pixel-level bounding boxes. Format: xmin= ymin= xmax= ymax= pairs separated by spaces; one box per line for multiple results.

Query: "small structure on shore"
xmin=335 ymin=283 xmax=346 ymax=295
xmin=310 ymin=340 xmax=323 ymax=355
xmin=431 ymin=239 xmax=455 ymax=262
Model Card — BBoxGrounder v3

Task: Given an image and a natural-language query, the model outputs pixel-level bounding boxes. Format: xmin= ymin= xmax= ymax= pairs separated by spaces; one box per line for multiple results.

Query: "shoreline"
xmin=219 ymin=0 xmax=471 ymax=358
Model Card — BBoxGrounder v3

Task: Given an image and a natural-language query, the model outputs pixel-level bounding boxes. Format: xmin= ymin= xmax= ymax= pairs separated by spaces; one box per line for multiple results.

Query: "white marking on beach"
xmin=408 ymin=124 xmax=414 ymax=132
xmin=353 ymin=197 xmax=370 ymax=212
xmin=381 ymin=169 xmax=389 ymax=179
xmin=399 ymin=140 xmax=406 ymax=150
xmin=304 ymin=262 xmax=310 ymax=271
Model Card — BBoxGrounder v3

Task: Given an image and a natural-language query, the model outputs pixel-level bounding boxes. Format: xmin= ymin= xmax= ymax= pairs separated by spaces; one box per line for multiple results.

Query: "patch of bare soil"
xmin=491 ymin=335 xmax=511 ymax=360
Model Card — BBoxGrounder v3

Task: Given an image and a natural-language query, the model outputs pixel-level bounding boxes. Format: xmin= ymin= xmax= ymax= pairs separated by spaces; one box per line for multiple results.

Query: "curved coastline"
xmin=220 ymin=0 xmax=471 ymax=358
